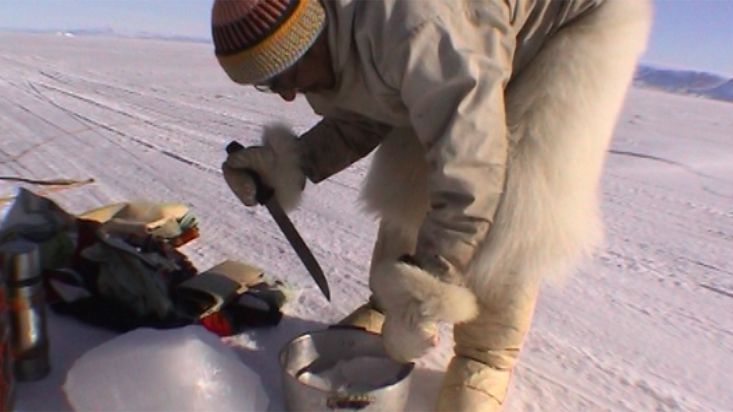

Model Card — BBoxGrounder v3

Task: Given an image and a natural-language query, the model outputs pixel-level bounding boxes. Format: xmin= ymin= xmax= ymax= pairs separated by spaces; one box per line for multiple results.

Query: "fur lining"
xmin=361 ymin=127 xmax=429 ymax=232
xmin=371 ymin=261 xmax=478 ymax=325
xmin=466 ymin=0 xmax=652 ymax=295
xmin=361 ymin=0 xmax=652 ymax=301
xmin=261 ymin=123 xmax=306 ymax=211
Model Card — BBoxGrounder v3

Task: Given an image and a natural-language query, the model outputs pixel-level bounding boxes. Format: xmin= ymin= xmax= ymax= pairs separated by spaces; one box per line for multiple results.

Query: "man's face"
xmin=259 ymin=32 xmax=334 ymax=102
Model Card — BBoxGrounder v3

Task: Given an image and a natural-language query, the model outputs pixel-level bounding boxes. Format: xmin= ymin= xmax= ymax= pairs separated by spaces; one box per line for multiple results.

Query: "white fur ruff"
xmin=361 ymin=0 xmax=652 ymax=300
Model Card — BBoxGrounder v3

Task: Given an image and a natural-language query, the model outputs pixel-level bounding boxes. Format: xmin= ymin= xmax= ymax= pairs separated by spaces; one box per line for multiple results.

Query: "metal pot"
xmin=279 ymin=327 xmax=414 ymax=411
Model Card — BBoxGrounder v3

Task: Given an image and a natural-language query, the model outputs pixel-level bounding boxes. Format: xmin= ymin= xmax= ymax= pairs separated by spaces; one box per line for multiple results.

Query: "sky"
xmin=0 ymin=0 xmax=731 ymax=77
xmin=642 ymin=0 xmax=733 ymax=76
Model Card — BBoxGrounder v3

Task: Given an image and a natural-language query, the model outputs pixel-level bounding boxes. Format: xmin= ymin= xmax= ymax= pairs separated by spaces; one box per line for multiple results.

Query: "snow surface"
xmin=1 ymin=33 xmax=731 ymax=412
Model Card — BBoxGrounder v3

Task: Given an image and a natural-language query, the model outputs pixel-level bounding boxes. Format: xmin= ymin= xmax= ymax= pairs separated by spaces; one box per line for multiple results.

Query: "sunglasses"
xmin=253 ymin=62 xmax=299 ymax=93
xmin=254 ymin=81 xmax=276 ymax=93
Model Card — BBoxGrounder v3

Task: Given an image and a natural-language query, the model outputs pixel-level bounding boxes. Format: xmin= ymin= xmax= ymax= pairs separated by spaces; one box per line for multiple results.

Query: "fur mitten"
xmin=222 ymin=123 xmax=305 ymax=211
xmin=371 ymin=260 xmax=478 ymax=325
xmin=371 ymin=260 xmax=479 ymax=361
xmin=381 ymin=314 xmax=438 ymax=362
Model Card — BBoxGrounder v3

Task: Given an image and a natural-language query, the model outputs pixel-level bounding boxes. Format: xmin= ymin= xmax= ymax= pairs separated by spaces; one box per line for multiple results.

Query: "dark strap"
xmin=199 ymin=286 xmax=285 ymax=336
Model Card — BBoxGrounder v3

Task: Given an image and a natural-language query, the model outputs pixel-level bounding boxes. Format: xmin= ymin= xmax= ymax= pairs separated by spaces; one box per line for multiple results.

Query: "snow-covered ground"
xmin=1 ymin=33 xmax=731 ymax=412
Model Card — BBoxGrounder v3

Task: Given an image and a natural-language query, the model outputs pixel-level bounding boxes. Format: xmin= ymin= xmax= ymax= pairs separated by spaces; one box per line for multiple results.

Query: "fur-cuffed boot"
xmin=437 ymin=279 xmax=540 ymax=412
xmin=338 ymin=298 xmax=384 ymax=334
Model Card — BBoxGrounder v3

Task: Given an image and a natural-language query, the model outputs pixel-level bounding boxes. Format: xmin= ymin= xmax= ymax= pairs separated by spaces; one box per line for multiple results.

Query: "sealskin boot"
xmin=437 ymin=279 xmax=540 ymax=412
xmin=337 ymin=298 xmax=385 ymax=334
xmin=437 ymin=357 xmax=507 ymax=412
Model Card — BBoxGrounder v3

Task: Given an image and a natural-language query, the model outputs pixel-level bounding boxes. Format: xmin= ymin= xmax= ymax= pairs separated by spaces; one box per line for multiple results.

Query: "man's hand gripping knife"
xmin=221 ymin=123 xmax=305 ymax=211
xmin=371 ymin=255 xmax=479 ymax=362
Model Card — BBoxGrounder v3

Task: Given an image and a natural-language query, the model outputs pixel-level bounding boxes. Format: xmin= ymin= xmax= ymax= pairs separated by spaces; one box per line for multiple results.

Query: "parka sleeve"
xmin=299 ymin=116 xmax=390 ymax=183
xmin=379 ymin=11 xmax=516 ymax=278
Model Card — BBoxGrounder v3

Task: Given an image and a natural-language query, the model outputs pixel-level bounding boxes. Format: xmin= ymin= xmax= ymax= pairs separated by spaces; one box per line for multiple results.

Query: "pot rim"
xmin=279 ymin=326 xmax=415 ymax=394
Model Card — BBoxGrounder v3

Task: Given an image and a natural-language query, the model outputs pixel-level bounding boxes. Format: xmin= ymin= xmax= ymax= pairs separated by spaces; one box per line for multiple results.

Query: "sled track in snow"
xmin=36 ymin=69 xmax=267 ymax=137
xmin=609 ymin=149 xmax=729 ymax=183
xmin=608 ymin=150 xmax=733 ymax=200
xmin=699 ymin=283 xmax=733 ymax=300
xmin=25 ymin=80 xmax=221 ymax=176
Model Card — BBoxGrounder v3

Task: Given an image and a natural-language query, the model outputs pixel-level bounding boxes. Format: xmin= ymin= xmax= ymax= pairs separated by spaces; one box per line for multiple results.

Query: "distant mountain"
xmin=634 ymin=65 xmax=733 ymax=103
xmin=1 ymin=27 xmax=209 ymax=45
xmin=65 ymin=27 xmax=116 ymax=36
xmin=132 ymin=32 xmax=210 ymax=44
xmin=705 ymin=79 xmax=733 ymax=102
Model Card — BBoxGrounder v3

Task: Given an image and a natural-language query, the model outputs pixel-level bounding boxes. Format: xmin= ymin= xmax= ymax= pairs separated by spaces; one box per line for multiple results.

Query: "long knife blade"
xmin=226 ymin=141 xmax=331 ymax=301
xmin=262 ymin=197 xmax=331 ymax=301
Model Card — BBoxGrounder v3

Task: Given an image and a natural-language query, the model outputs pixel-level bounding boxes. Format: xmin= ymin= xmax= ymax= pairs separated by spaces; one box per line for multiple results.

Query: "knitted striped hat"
xmin=212 ymin=0 xmax=326 ymax=85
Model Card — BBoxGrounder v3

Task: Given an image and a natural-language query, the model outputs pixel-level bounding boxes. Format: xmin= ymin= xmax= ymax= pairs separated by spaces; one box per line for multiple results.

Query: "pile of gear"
xmin=0 ymin=188 xmax=287 ymax=338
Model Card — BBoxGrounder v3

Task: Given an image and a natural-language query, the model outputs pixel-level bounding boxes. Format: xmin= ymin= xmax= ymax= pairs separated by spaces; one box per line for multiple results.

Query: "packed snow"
xmin=1 ymin=33 xmax=731 ymax=411
xmin=64 ymin=326 xmax=267 ymax=412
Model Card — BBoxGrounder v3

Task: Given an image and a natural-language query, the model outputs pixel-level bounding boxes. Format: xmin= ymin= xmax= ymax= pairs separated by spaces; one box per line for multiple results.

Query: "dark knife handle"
xmin=225 ymin=141 xmax=245 ymax=154
xmin=225 ymin=140 xmax=275 ymax=205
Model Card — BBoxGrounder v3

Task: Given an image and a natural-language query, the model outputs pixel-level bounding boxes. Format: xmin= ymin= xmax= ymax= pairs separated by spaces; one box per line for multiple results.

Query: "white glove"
xmin=222 ymin=123 xmax=305 ymax=211
xmin=371 ymin=259 xmax=479 ymax=361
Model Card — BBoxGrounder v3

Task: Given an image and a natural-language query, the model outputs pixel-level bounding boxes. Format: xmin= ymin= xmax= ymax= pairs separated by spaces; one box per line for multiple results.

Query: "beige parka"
xmin=298 ymin=0 xmax=604 ymax=279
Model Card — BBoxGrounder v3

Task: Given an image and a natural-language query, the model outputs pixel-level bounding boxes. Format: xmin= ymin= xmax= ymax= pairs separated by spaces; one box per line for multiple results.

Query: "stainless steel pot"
xmin=280 ymin=327 xmax=414 ymax=411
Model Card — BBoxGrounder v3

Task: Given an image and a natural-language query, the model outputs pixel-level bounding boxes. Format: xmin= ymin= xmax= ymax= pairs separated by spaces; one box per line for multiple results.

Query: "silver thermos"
xmin=0 ymin=245 xmax=14 ymax=411
xmin=0 ymin=240 xmax=50 ymax=382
